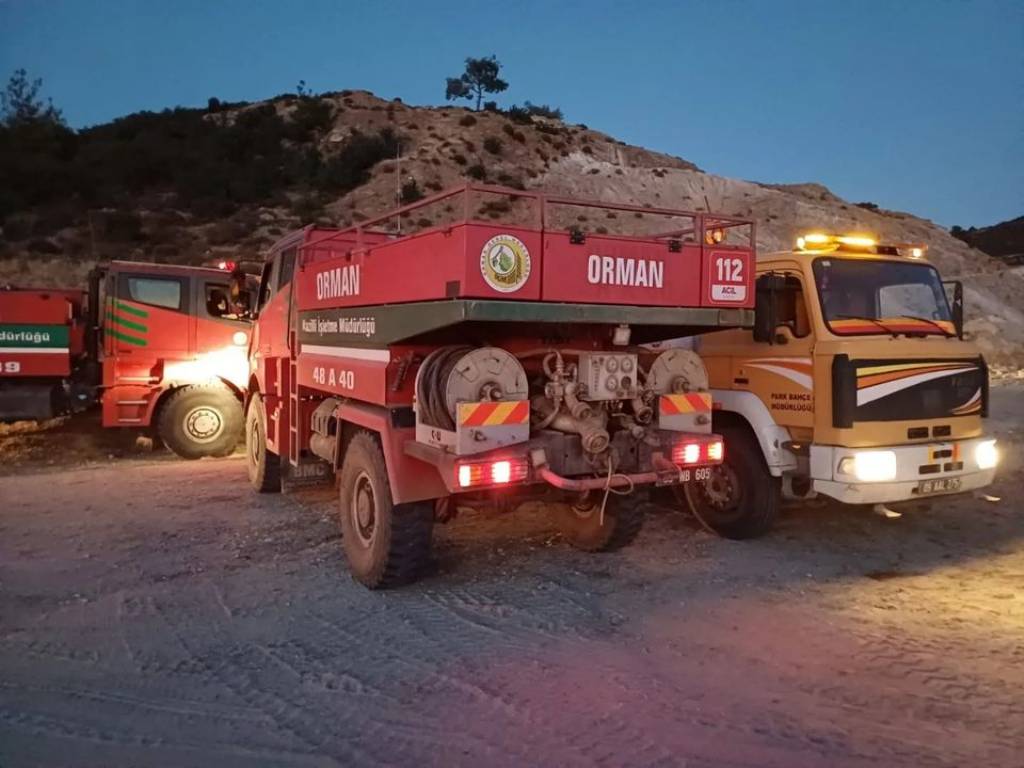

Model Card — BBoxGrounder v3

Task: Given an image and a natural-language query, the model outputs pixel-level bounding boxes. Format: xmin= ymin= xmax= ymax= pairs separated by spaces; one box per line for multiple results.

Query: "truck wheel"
xmin=554 ymin=494 xmax=644 ymax=552
xmin=246 ymin=394 xmax=281 ymax=493
xmin=679 ymin=425 xmax=779 ymax=539
xmin=338 ymin=431 xmax=433 ymax=589
xmin=158 ymin=384 xmax=243 ymax=460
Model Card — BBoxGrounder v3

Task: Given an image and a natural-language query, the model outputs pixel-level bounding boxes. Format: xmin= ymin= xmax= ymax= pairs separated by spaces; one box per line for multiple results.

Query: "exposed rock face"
xmin=2 ymin=90 xmax=1020 ymax=362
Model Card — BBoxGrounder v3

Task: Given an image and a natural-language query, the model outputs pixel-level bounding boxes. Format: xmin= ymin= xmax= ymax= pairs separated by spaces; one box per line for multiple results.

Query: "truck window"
xmin=278 ymin=248 xmax=296 ymax=290
xmin=878 ymin=283 xmax=944 ymax=319
xmin=257 ymin=258 xmax=279 ymax=310
xmin=205 ymin=283 xmax=231 ymax=318
xmin=813 ymin=258 xmax=952 ymax=335
xmin=125 ymin=276 xmax=183 ymax=311
xmin=771 ymin=275 xmax=811 ymax=338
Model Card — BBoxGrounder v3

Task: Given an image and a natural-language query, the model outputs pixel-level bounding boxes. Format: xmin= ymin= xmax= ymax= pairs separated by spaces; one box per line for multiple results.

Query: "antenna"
xmin=396 ymin=141 xmax=402 ymax=235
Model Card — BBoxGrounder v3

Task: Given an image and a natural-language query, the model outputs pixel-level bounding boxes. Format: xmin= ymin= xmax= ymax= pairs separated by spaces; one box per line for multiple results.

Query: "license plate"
xmin=661 ymin=467 xmax=713 ymax=486
xmin=916 ymin=477 xmax=962 ymax=495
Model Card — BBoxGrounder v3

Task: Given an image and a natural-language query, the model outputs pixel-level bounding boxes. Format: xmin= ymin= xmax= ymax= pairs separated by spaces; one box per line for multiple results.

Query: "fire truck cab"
xmin=682 ymin=233 xmax=998 ymax=524
xmin=0 ymin=260 xmax=253 ymax=458
xmin=243 ymin=184 xmax=758 ymax=588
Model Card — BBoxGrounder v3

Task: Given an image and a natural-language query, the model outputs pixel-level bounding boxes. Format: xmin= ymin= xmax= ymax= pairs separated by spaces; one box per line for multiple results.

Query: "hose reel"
xmin=415 ymin=346 xmax=529 ymax=431
xmin=645 ymin=349 xmax=709 ymax=394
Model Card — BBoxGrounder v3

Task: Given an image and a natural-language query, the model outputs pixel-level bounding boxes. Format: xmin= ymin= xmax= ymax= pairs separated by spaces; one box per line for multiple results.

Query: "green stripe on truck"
xmin=106 ymin=327 xmax=147 ymax=346
xmin=106 ymin=310 xmax=148 ymax=334
xmin=115 ymin=301 xmax=149 ymax=319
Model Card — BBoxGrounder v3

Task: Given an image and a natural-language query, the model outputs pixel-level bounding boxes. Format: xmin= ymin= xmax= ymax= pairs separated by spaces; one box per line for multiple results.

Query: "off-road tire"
xmin=679 ymin=424 xmax=779 ymax=539
xmin=246 ymin=393 xmax=281 ymax=493
xmin=158 ymin=384 xmax=243 ymax=460
xmin=554 ymin=494 xmax=644 ymax=552
xmin=338 ymin=431 xmax=434 ymax=589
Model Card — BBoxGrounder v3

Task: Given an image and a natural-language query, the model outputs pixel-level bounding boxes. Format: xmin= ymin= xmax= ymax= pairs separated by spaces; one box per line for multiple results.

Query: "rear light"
xmin=455 ymin=457 xmax=529 ymax=489
xmin=707 ymin=440 xmax=724 ymax=462
xmin=681 ymin=443 xmax=701 ymax=465
xmin=671 ymin=438 xmax=725 ymax=466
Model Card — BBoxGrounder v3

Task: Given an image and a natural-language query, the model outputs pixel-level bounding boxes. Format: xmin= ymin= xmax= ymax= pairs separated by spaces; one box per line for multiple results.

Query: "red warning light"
xmin=455 ymin=458 xmax=528 ymax=488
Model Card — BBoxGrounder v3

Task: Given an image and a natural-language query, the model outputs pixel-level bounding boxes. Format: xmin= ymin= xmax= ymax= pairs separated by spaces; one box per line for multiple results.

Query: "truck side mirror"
xmin=753 ymin=273 xmax=785 ymax=343
xmin=943 ymin=280 xmax=964 ymax=339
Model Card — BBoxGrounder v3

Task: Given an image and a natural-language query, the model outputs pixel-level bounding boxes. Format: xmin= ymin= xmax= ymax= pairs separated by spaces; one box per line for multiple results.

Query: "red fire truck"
xmin=242 ymin=184 xmax=756 ymax=587
xmin=0 ymin=261 xmax=253 ymax=458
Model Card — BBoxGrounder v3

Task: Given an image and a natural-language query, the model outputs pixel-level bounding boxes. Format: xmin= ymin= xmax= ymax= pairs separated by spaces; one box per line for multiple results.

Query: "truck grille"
xmin=833 ymin=356 xmax=987 ymax=427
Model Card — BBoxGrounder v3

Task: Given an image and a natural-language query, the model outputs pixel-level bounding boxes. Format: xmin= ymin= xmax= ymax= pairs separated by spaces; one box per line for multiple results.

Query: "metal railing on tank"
xmin=296 ymin=183 xmax=754 ymax=265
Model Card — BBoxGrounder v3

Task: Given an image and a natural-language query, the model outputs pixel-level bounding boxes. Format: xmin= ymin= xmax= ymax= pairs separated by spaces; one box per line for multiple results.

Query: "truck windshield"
xmin=812 ymin=257 xmax=954 ymax=337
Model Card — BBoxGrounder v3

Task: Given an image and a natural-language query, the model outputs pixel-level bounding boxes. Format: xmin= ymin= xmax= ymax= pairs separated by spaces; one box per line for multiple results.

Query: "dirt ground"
xmin=1 ymin=386 xmax=1022 ymax=768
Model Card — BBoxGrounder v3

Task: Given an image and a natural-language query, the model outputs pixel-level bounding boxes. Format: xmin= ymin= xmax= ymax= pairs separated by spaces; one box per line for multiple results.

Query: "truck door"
xmin=109 ymin=271 xmax=191 ymax=360
xmin=735 ymin=273 xmax=816 ymax=430
xmin=103 ymin=270 xmax=193 ymax=426
xmin=252 ymin=247 xmax=296 ymax=392
xmin=249 ymin=246 xmax=297 ymax=457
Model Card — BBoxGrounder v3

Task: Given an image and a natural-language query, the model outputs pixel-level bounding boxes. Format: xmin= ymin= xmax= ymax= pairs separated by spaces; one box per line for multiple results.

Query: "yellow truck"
xmin=677 ymin=232 xmax=999 ymax=537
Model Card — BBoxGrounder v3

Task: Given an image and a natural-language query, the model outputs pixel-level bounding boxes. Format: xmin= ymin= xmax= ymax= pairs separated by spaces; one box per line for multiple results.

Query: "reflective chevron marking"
xmin=458 ymin=400 xmax=530 ymax=427
xmin=660 ymin=392 xmax=712 ymax=415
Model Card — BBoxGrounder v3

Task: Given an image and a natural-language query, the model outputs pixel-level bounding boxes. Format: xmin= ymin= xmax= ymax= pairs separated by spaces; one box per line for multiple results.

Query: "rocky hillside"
xmin=953 ymin=216 xmax=1024 ymax=265
xmin=2 ymin=90 xmax=1022 ymax=365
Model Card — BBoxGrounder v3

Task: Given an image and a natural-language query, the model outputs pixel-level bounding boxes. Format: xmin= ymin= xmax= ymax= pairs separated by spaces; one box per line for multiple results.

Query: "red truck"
xmin=241 ymin=184 xmax=756 ymax=587
xmin=0 ymin=260 xmax=252 ymax=458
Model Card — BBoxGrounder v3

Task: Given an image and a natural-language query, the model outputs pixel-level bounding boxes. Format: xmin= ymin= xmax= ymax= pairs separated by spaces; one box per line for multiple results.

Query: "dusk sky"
xmin=1 ymin=0 xmax=1020 ymax=228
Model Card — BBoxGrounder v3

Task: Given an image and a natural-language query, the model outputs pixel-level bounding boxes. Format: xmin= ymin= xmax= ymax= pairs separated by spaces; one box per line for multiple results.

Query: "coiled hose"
xmin=417 ymin=345 xmax=472 ymax=430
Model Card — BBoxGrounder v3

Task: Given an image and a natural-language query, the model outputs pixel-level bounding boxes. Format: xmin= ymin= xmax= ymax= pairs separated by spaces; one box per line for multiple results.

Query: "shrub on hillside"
xmin=315 ymin=128 xmax=401 ymax=194
xmin=523 ymin=101 xmax=563 ymax=120
xmin=27 ymin=237 xmax=62 ymax=254
xmin=102 ymin=211 xmax=143 ymax=242
xmin=495 ymin=172 xmax=525 ymax=189
xmin=504 ymin=106 xmax=533 ymax=125
xmin=400 ymin=178 xmax=424 ymax=204
xmin=2 ymin=213 xmax=33 ymax=240
xmin=290 ymin=97 xmax=334 ymax=138
xmin=290 ymin=194 xmax=325 ymax=225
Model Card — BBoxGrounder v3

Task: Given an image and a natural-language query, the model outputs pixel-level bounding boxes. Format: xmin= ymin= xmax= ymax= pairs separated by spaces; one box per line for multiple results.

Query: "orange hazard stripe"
xmin=660 ymin=392 xmax=712 ymax=415
xmin=856 ymin=364 xmax=967 ymax=390
xmin=458 ymin=400 xmax=530 ymax=427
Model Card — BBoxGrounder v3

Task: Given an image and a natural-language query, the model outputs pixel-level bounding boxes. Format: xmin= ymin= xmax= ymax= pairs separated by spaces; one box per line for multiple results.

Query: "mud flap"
xmin=0 ymin=384 xmax=61 ymax=421
xmin=280 ymin=457 xmax=333 ymax=492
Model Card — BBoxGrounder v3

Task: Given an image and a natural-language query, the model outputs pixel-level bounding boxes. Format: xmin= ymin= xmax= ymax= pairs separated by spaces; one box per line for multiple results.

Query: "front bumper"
xmin=809 ymin=436 xmax=998 ymax=505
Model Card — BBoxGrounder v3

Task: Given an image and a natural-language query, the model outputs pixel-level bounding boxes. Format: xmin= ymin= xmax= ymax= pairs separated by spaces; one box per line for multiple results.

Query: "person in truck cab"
xmin=207 ymin=288 xmax=230 ymax=317
xmin=820 ymin=276 xmax=873 ymax=320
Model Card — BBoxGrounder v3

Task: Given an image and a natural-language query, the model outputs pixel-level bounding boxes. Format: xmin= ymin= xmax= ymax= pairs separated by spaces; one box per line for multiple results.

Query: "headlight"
xmin=975 ymin=439 xmax=999 ymax=470
xmin=839 ymin=450 xmax=897 ymax=482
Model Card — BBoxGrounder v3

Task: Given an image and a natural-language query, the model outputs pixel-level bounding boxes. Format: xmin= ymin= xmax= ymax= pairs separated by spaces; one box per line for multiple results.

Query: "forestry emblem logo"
xmin=480 ymin=234 xmax=530 ymax=293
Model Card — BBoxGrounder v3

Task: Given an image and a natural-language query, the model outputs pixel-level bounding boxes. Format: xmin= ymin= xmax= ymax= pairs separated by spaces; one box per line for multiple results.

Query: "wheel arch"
xmin=244 ymin=374 xmax=260 ymax=411
xmin=709 ymin=390 xmax=798 ymax=477
xmin=151 ymin=377 xmax=243 ymax=428
xmin=331 ymin=401 xmax=448 ymax=505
